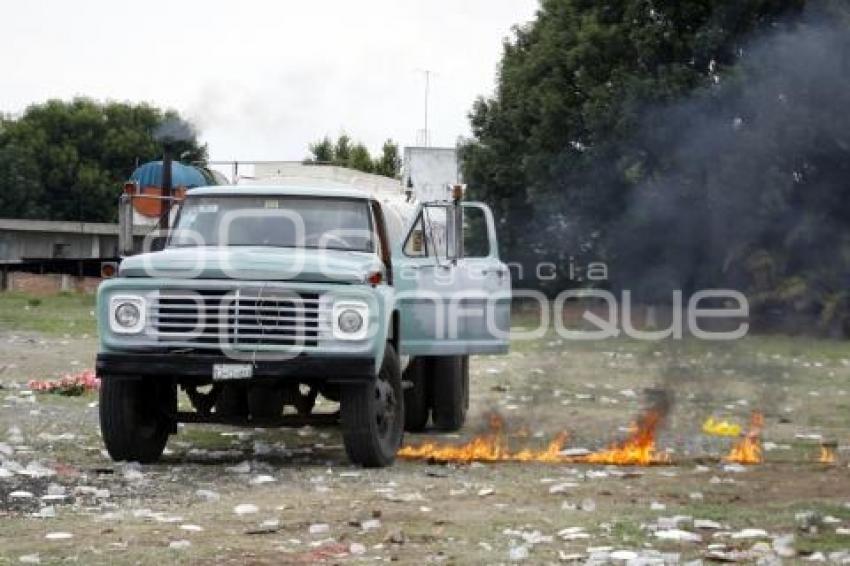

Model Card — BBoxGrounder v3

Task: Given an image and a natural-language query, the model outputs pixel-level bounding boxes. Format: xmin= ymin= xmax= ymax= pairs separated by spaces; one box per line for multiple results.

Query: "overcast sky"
xmin=2 ymin=0 xmax=538 ymax=163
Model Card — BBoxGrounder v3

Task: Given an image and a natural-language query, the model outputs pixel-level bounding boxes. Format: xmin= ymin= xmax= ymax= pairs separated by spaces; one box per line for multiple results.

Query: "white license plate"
xmin=212 ymin=364 xmax=253 ymax=381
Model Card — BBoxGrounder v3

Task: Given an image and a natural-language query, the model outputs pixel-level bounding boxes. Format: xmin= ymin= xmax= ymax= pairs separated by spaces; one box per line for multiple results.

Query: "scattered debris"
xmin=653 ymin=529 xmax=701 ymax=543
xmin=233 ymin=504 xmax=259 ymax=516
xmin=168 ymin=539 xmax=192 ymax=550
xmin=27 ymin=370 xmax=99 ymax=396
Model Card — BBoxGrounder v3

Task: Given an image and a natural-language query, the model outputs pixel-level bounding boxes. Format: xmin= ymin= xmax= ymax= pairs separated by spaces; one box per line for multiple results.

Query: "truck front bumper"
xmin=96 ymin=352 xmax=376 ymax=383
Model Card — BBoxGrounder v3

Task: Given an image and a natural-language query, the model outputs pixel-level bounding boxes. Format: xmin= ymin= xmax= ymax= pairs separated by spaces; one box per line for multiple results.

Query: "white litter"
xmin=731 ymin=528 xmax=769 ymax=539
xmin=169 ymin=540 xmax=191 ymax=550
xmin=653 ymin=529 xmax=701 ymax=543
xmin=44 ymin=532 xmax=73 ymax=540
xmin=508 ymin=544 xmax=529 ymax=561
xmin=180 ymin=524 xmax=204 ymax=532
xmin=195 ymin=489 xmax=220 ymax=502
xmin=250 ymin=474 xmax=276 ymax=485
xmin=233 ymin=503 xmax=259 ymax=516
xmin=226 ymin=461 xmax=251 ymax=474
xmin=33 ymin=506 xmax=56 ymax=519
xmin=694 ymin=519 xmax=723 ymax=530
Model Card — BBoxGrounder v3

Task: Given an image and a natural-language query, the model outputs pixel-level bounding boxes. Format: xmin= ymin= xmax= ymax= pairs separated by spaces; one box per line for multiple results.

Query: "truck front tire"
xmin=430 ymin=355 xmax=469 ymax=432
xmin=403 ymin=357 xmax=430 ymax=432
xmin=341 ymin=343 xmax=404 ymax=467
xmin=99 ymin=377 xmax=173 ymax=464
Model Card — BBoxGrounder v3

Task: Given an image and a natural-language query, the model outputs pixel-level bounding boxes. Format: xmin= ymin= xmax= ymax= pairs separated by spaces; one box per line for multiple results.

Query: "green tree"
xmin=461 ymin=0 xmax=850 ymax=333
xmin=460 ymin=0 xmax=809 ymax=289
xmin=374 ymin=139 xmax=401 ymax=178
xmin=0 ymin=98 xmax=207 ymax=222
xmin=348 ymin=143 xmax=374 ymax=173
xmin=307 ymin=136 xmax=334 ymax=162
xmin=305 ymin=134 xmax=400 ymax=179
xmin=333 ymin=133 xmax=352 ymax=165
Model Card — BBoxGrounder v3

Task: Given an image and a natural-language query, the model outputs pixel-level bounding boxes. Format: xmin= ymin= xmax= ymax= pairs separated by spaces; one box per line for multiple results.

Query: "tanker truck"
xmin=96 ymin=166 xmax=510 ymax=467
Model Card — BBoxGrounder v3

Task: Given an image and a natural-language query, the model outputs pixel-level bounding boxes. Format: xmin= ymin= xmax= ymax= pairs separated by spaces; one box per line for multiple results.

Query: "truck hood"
xmin=119 ymin=246 xmax=381 ymax=284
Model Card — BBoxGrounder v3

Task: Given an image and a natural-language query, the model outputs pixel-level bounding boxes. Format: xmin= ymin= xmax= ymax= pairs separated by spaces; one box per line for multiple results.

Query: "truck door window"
xmin=403 ymin=213 xmax=427 ymax=257
xmin=423 ymin=204 xmax=454 ymax=261
xmin=463 ymin=205 xmax=491 ymax=258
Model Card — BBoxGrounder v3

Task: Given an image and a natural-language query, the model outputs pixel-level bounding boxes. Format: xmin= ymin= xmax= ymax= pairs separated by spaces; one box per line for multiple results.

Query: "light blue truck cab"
xmin=96 ymin=183 xmax=510 ymax=467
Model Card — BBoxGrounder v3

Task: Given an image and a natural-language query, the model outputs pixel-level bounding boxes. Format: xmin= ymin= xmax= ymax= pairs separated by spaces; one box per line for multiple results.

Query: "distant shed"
xmin=0 ymin=219 xmax=147 ymax=287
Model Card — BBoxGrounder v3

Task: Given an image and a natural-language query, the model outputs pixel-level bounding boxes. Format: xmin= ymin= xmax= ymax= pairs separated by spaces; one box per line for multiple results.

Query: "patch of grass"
xmin=608 ymin=518 xmax=649 ymax=545
xmin=797 ymin=531 xmax=850 ymax=554
xmin=0 ymin=291 xmax=96 ymax=335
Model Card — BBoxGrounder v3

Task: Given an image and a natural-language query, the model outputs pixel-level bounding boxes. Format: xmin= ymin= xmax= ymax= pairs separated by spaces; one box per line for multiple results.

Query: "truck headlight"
xmin=332 ymin=301 xmax=368 ymax=341
xmin=115 ymin=303 xmax=140 ymax=327
xmin=338 ymin=309 xmax=363 ymax=333
xmin=109 ymin=295 xmax=146 ymax=334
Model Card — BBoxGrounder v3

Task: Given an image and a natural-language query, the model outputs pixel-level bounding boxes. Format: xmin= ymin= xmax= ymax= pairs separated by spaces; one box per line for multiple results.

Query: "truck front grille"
xmin=150 ymin=288 xmax=326 ymax=349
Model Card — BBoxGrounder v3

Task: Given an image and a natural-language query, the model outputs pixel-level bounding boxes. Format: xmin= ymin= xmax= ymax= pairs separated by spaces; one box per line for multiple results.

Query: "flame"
xmin=574 ymin=409 xmax=669 ymax=465
xmin=819 ymin=444 xmax=837 ymax=464
xmin=397 ymin=414 xmax=569 ymax=463
xmin=702 ymin=416 xmax=742 ymax=437
xmin=398 ymin=408 xmax=668 ymax=466
xmin=724 ymin=412 xmax=763 ymax=464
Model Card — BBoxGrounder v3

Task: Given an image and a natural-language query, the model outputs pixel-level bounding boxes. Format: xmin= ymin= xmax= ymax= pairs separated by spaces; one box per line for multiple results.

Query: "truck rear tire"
xmin=341 ymin=343 xmax=404 ymax=467
xmin=100 ymin=378 xmax=173 ymax=463
xmin=430 ymin=355 xmax=469 ymax=432
xmin=403 ymin=357 xmax=429 ymax=432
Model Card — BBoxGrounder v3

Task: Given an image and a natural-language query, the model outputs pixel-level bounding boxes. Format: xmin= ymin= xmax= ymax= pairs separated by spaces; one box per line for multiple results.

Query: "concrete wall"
xmin=0 ymin=231 xmax=119 ymax=261
xmin=402 ymin=147 xmax=460 ymax=202
xmin=0 ymin=218 xmax=148 ymax=261
xmin=3 ymin=272 xmax=101 ymax=295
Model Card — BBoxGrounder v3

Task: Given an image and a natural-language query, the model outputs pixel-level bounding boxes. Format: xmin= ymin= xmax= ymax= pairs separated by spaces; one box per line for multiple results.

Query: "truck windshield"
xmin=168 ymin=196 xmax=374 ymax=252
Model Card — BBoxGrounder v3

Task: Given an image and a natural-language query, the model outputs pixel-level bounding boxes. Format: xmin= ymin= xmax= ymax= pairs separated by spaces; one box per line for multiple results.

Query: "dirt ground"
xmin=1 ymin=304 xmax=850 ymax=564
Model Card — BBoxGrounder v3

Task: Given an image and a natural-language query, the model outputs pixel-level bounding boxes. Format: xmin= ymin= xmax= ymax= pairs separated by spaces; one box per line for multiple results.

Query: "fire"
xmin=819 ymin=443 xmax=837 ymax=464
xmin=398 ymin=406 xmax=669 ymax=466
xmin=397 ymin=414 xmax=569 ymax=463
xmin=724 ymin=412 xmax=764 ymax=465
xmin=574 ymin=409 xmax=669 ymax=466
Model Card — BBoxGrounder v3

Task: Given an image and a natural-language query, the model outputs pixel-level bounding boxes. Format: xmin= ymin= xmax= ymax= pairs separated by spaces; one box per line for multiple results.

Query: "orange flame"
xmin=398 ymin=408 xmax=668 ymax=466
xmin=819 ymin=443 xmax=837 ymax=464
xmin=724 ymin=412 xmax=763 ymax=465
xmin=575 ymin=409 xmax=669 ymax=465
xmin=397 ymin=414 xmax=569 ymax=463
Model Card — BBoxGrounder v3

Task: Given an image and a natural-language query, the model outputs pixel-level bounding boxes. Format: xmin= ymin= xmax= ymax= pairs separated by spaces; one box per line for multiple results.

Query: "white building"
xmin=402 ymin=147 xmax=461 ymax=202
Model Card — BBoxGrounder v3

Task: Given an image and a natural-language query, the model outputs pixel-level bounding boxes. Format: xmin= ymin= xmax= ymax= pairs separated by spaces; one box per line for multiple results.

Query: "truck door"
xmin=394 ymin=201 xmax=510 ymax=356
